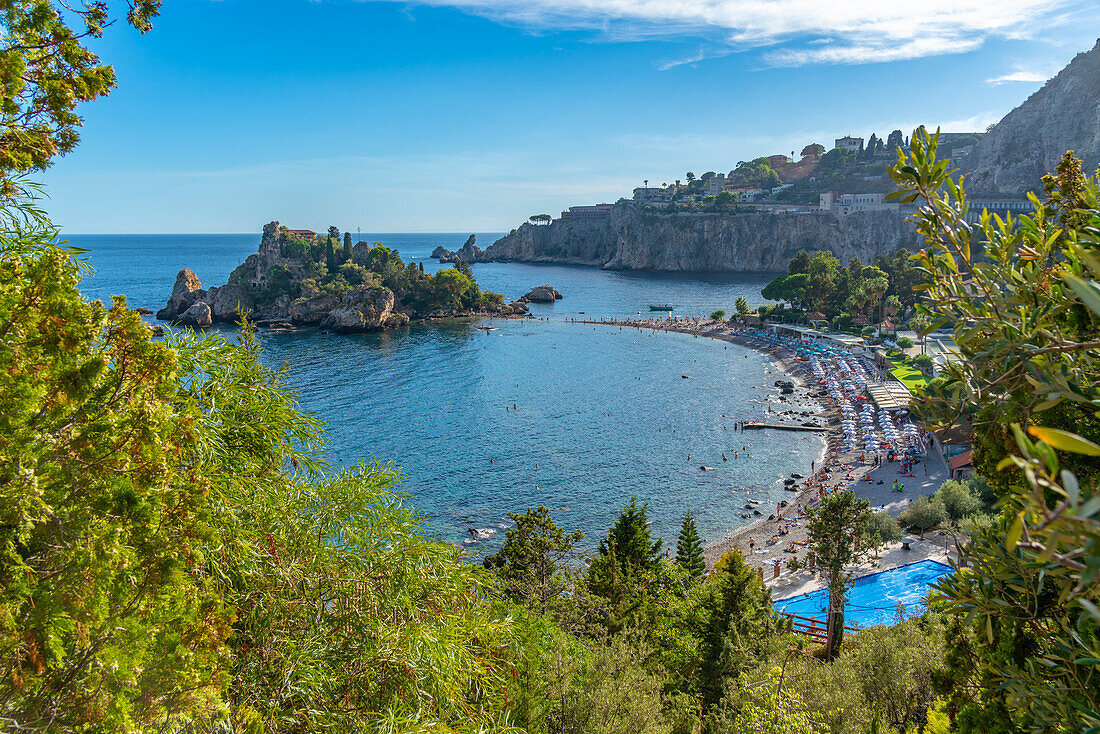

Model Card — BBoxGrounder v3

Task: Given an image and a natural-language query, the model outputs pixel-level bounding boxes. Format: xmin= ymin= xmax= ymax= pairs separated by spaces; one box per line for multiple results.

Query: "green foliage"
xmin=0 ymin=211 xmax=530 ymax=731
xmin=588 ymin=497 xmax=663 ymax=629
xmin=861 ymin=325 xmax=876 ymax=338
xmin=911 ymin=354 xmax=934 ymax=375
xmin=806 ymin=491 xmax=873 ymax=659
xmin=0 ymin=216 xmax=229 ymax=730
xmin=728 ymin=158 xmax=781 ymax=190
xmin=675 ymin=514 xmax=706 ymax=581
xmin=708 ymin=667 xmax=828 ymax=734
xmin=342 ymin=230 xmax=352 ymax=262
xmin=324 ymin=235 xmax=336 ymax=271
xmin=897 ymin=495 xmax=947 ymax=535
xmin=710 ymin=309 xmax=726 ymax=321
xmin=484 ymin=506 xmax=583 ymax=614
xmin=895 ymin=336 xmax=914 ymax=349
xmin=893 ymin=131 xmax=1100 ymax=729
xmin=696 ymin=550 xmax=777 ymax=707
xmin=934 ymin=480 xmax=982 ymax=522
xmin=280 ymin=235 xmax=311 ymax=261
xmin=543 ymin=634 xmax=680 ymax=734
xmin=0 ymin=0 xmax=161 ymax=180
xmin=768 ymin=248 xmax=923 ymax=322
xmin=734 ymin=297 xmax=749 ymax=315
xmin=867 ymin=511 xmax=903 ymax=545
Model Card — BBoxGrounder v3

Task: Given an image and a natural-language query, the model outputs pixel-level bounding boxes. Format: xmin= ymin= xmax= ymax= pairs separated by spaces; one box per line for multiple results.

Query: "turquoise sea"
xmin=70 ymin=232 xmax=824 ymax=554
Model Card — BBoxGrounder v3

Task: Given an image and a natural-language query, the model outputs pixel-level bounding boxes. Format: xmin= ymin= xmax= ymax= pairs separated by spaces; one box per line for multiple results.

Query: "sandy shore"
xmin=533 ymin=316 xmax=948 ymax=580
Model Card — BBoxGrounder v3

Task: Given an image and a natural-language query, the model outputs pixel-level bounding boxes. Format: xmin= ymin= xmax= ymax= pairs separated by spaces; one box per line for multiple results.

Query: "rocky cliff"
xmin=480 ymin=206 xmax=921 ymax=273
xmin=960 ymin=39 xmax=1100 ymax=194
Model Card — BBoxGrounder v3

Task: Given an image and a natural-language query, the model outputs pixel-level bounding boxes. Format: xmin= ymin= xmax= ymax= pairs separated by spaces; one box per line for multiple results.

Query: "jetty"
xmin=742 ymin=422 xmax=827 ymax=433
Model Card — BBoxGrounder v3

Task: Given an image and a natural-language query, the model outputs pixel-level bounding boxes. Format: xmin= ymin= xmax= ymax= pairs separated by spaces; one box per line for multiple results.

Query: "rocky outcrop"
xmin=960 ymin=39 xmax=1100 ymax=195
xmin=288 ymin=293 xmax=341 ymax=325
xmin=156 ymin=269 xmax=205 ymax=319
xmin=521 ymin=285 xmax=563 ymax=303
xmin=352 ymin=241 xmax=373 ymax=265
xmin=207 ymin=284 xmax=254 ymax=322
xmin=175 ymin=301 xmax=212 ymax=327
xmin=481 ymin=205 xmax=920 ymax=272
xmin=319 ymin=286 xmax=409 ymax=332
xmin=433 ymin=234 xmax=482 ymax=263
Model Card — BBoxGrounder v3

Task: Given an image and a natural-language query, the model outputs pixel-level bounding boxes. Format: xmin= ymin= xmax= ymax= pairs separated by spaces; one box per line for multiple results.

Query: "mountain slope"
xmin=961 ymin=40 xmax=1100 ymax=194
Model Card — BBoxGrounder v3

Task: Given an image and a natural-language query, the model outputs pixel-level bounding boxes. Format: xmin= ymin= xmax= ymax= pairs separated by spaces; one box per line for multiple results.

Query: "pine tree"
xmin=675 ymin=514 xmax=706 ymax=580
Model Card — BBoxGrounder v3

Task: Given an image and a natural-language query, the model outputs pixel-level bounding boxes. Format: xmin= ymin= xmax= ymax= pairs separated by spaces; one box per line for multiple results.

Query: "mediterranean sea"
xmin=70 ymin=232 xmax=824 ymax=554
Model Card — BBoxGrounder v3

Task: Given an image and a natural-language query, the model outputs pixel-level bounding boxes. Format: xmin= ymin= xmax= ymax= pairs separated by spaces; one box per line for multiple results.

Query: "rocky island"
xmin=158 ymin=222 xmax=538 ymax=331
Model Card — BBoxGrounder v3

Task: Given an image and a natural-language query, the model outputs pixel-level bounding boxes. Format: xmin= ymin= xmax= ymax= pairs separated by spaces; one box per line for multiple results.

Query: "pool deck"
xmin=767 ymin=531 xmax=962 ymax=600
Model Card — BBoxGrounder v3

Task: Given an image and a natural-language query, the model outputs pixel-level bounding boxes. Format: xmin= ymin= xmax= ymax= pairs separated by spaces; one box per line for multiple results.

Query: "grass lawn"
xmin=891 ymin=364 xmax=928 ymax=390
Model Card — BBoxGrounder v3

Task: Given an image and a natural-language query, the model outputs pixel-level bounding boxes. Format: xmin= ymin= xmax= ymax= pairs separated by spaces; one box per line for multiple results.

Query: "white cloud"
xmin=985 ymin=68 xmax=1054 ymax=85
xmin=371 ymin=0 xmax=1084 ymax=67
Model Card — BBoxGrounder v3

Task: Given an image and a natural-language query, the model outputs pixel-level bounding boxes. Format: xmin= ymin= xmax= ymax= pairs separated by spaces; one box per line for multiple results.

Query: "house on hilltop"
xmin=834 ymin=136 xmax=864 ymax=153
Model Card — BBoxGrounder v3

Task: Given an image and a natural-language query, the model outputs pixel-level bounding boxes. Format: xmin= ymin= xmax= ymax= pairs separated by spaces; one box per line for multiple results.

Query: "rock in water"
xmin=319 ymin=286 xmax=410 ymax=332
xmin=156 ymin=269 xmax=204 ymax=319
xmin=434 ymin=234 xmax=483 ymax=263
xmin=521 ymin=284 xmax=563 ymax=303
xmin=207 ymin=284 xmax=254 ymax=322
xmin=174 ymin=301 xmax=212 ymax=327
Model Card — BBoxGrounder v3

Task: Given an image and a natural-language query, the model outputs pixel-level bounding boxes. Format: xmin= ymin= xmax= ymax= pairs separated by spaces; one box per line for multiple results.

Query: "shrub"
xmin=896 ymin=336 xmax=914 ymax=348
xmin=867 ymin=511 xmax=903 ymax=545
xmin=911 ymin=354 xmax=935 ymax=375
xmin=898 ymin=496 xmax=947 ymax=536
xmin=861 ymin=325 xmax=876 ymax=338
xmin=711 ymin=309 xmax=726 ymax=320
xmin=934 ymin=480 xmax=982 ymax=522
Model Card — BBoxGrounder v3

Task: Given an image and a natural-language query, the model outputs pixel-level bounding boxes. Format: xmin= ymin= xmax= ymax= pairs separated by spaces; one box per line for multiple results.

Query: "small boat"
xmin=649 ymin=304 xmax=674 ymax=311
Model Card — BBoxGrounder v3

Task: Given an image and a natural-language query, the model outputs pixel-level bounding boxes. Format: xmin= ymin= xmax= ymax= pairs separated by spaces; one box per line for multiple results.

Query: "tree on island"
xmin=325 ymin=236 xmax=336 ymax=271
xmin=675 ymin=515 xmax=706 ymax=582
xmin=805 ymin=490 xmax=873 ymax=660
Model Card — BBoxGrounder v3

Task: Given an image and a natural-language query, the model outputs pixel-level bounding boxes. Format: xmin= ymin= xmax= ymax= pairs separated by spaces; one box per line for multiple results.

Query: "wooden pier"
xmin=742 ymin=422 xmax=827 ymax=433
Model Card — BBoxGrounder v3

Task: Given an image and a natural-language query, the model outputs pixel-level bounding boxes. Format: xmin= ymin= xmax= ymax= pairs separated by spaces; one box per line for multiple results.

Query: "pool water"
xmin=775 ymin=560 xmax=954 ymax=628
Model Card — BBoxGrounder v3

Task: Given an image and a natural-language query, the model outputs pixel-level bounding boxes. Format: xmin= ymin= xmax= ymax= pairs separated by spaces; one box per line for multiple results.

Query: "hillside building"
xmin=819 ymin=191 xmax=899 ymax=216
xmin=560 ymin=204 xmax=614 ymax=220
xmin=834 ymin=136 xmax=864 ymax=153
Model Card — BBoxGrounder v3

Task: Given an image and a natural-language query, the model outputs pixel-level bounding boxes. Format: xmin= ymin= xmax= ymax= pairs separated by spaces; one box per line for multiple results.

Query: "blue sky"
xmin=40 ymin=0 xmax=1100 ymax=233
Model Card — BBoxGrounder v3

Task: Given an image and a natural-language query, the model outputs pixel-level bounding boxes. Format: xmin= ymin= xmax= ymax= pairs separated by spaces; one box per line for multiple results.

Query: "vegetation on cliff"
xmin=235 ymin=226 xmax=504 ymax=319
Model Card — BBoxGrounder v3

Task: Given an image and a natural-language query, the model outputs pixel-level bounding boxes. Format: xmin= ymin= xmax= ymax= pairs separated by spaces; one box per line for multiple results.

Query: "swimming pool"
xmin=775 ymin=559 xmax=954 ymax=628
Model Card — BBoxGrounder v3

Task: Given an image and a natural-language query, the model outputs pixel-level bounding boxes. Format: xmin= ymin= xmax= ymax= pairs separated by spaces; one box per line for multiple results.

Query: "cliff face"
xmin=481 ymin=206 xmax=920 ymax=273
xmin=960 ymin=39 xmax=1100 ymax=194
